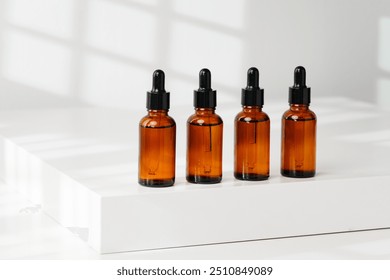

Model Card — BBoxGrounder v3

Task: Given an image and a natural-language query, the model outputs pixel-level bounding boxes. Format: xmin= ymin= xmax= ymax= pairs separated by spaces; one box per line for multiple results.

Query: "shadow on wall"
xmin=0 ymin=79 xmax=87 ymax=109
xmin=0 ymin=0 xmax=389 ymax=110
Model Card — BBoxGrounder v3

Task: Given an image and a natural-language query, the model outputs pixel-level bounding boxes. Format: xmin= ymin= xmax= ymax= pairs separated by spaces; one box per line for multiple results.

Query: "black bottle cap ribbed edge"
xmin=289 ymin=66 xmax=311 ymax=105
xmin=194 ymin=68 xmax=217 ymax=108
xmin=241 ymin=67 xmax=264 ymax=106
xmin=146 ymin=69 xmax=170 ymax=110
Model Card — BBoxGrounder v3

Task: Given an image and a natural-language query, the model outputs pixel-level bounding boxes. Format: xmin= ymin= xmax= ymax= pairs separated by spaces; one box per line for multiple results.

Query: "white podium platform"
xmin=0 ymin=97 xmax=389 ymax=254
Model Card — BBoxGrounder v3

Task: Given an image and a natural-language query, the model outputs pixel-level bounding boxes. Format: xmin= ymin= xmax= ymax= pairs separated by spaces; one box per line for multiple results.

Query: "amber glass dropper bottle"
xmin=186 ymin=69 xmax=223 ymax=184
xmin=138 ymin=70 xmax=176 ymax=187
xmin=234 ymin=67 xmax=270 ymax=180
xmin=281 ymin=66 xmax=316 ymax=178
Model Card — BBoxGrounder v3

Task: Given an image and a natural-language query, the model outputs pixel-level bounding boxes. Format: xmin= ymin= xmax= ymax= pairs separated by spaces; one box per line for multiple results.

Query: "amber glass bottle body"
xmin=187 ymin=108 xmax=223 ymax=184
xmin=281 ymin=104 xmax=316 ymax=178
xmin=139 ymin=110 xmax=176 ymax=187
xmin=234 ymin=106 xmax=270 ymax=180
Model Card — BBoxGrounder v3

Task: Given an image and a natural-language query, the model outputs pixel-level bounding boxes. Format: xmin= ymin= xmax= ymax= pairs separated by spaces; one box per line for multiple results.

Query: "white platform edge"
xmin=0 ymin=135 xmax=102 ymax=252
xmin=1 ymin=131 xmax=390 ymax=254
xmin=99 ymin=175 xmax=390 ymax=253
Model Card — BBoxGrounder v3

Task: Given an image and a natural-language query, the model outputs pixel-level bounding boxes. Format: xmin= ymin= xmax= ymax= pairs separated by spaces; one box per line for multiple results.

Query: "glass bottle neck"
xmin=148 ymin=109 xmax=168 ymax=116
xmin=242 ymin=105 xmax=262 ymax=113
xmin=289 ymin=104 xmax=309 ymax=111
xmin=195 ymin=108 xmax=215 ymax=115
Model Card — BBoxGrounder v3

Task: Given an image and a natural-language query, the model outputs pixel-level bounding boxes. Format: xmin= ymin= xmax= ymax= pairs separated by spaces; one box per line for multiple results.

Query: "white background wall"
xmin=0 ymin=0 xmax=389 ymax=112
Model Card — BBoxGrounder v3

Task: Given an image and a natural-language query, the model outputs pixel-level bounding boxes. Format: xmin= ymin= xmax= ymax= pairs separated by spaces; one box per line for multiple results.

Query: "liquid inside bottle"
xmin=139 ymin=110 xmax=176 ymax=187
xmin=235 ymin=106 xmax=270 ymax=180
xmin=281 ymin=105 xmax=316 ymax=177
xmin=187 ymin=108 xmax=223 ymax=183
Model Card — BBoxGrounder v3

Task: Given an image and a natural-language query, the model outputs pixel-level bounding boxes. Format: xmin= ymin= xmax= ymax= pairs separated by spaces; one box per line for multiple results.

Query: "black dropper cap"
xmin=146 ymin=69 xmax=169 ymax=110
xmin=289 ymin=66 xmax=311 ymax=105
xmin=241 ymin=67 xmax=264 ymax=106
xmin=194 ymin=68 xmax=216 ymax=108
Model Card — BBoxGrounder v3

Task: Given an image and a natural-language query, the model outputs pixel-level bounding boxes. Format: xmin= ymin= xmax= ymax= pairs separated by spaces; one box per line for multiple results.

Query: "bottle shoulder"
xmin=187 ymin=113 xmax=223 ymax=126
xmin=139 ymin=114 xmax=176 ymax=128
xmin=235 ymin=110 xmax=269 ymax=122
xmin=282 ymin=108 xmax=316 ymax=121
